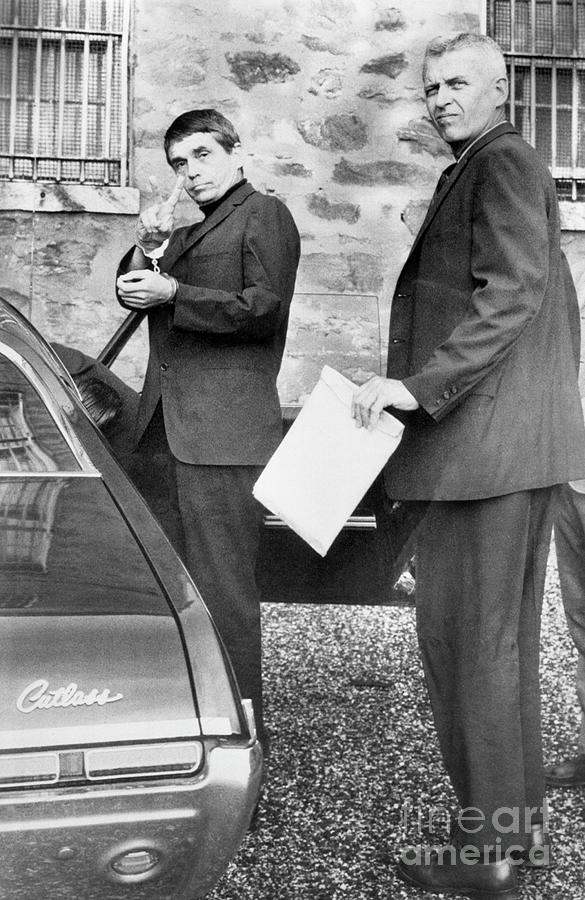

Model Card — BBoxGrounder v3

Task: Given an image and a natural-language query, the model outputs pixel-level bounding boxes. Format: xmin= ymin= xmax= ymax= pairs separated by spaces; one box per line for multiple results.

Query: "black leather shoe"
xmin=397 ymin=845 xmax=519 ymax=899
xmin=508 ymin=823 xmax=551 ymax=868
xmin=544 ymin=753 xmax=585 ymax=787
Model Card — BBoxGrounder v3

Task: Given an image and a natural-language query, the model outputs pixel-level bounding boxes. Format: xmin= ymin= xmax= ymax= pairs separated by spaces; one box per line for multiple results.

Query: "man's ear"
xmin=494 ymin=74 xmax=509 ymax=108
xmin=230 ymin=142 xmax=243 ymax=161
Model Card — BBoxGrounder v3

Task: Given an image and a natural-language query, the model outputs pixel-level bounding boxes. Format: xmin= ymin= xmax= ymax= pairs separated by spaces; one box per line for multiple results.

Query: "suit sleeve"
xmin=171 ymin=198 xmax=300 ymax=338
xmin=403 ymin=148 xmax=552 ymax=422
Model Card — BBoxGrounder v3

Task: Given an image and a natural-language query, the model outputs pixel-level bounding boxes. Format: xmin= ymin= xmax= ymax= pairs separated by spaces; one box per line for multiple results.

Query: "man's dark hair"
xmin=164 ymin=109 xmax=240 ymax=162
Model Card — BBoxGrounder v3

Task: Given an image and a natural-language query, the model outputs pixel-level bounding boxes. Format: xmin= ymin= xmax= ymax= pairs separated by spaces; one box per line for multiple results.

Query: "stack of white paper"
xmin=253 ymin=365 xmax=405 ymax=556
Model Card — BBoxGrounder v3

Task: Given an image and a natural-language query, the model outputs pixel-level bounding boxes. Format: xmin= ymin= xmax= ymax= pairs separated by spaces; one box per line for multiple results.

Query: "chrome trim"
xmin=0 ymin=341 xmax=100 ymax=475
xmin=263 ymin=513 xmax=377 ymax=530
xmin=17 ymin=680 xmax=124 ymax=713
xmin=85 ymin=741 xmax=202 ymax=781
xmin=0 ymin=471 xmax=100 ymax=479
xmin=0 ymin=807 xmax=197 ymax=832
xmin=241 ymin=699 xmax=256 ymax=742
xmin=0 ymin=750 xmax=59 ymax=789
xmin=0 ymin=718 xmax=202 ymax=750
xmin=198 ymin=717 xmax=234 ymax=736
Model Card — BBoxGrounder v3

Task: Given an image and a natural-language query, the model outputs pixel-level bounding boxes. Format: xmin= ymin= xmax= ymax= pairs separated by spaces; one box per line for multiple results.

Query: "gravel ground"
xmin=207 ymin=550 xmax=585 ymax=900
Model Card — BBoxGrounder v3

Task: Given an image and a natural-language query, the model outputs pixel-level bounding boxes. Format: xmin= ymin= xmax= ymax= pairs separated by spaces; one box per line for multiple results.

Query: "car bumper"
xmin=0 ymin=740 xmax=262 ymax=899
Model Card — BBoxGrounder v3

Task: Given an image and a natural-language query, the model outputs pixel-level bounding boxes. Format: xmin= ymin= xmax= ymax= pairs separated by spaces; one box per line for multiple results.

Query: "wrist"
xmin=162 ymin=274 xmax=178 ymax=303
xmin=136 ymin=237 xmax=169 ymax=259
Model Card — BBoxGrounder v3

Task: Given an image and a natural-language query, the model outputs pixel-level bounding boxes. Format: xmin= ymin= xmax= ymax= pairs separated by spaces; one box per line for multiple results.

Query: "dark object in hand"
xmin=73 ymin=374 xmax=123 ymax=430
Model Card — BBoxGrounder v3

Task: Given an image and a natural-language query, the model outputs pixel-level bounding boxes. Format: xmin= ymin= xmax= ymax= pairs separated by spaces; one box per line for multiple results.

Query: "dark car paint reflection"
xmin=0 ymin=298 xmax=262 ymax=900
xmin=0 ymin=477 xmax=168 ymax=614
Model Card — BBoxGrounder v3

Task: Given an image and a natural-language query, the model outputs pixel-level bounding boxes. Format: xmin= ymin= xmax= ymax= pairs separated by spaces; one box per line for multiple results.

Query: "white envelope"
xmin=253 ymin=365 xmax=405 ymax=556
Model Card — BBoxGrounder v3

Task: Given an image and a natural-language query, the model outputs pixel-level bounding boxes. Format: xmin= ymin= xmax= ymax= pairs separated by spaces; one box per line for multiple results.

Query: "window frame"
xmin=487 ymin=0 xmax=585 ymax=200
xmin=0 ymin=0 xmax=131 ymax=187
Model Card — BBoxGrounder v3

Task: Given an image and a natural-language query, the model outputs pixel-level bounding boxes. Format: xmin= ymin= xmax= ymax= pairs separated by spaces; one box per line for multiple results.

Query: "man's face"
xmin=423 ymin=48 xmax=508 ymax=153
xmin=167 ymin=132 xmax=242 ymax=205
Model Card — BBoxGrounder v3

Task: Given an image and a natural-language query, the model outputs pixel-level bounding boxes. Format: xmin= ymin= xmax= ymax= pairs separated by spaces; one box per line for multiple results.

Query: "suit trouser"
xmin=414 ymin=487 xmax=556 ymax=850
xmin=554 ymin=484 xmax=585 ymax=753
xmin=129 ymin=404 xmax=266 ymax=747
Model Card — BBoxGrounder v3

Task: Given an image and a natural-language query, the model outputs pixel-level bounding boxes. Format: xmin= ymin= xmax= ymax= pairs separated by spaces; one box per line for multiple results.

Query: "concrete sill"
xmin=0 ymin=182 xmax=140 ymax=215
xmin=560 ymin=201 xmax=585 ymax=232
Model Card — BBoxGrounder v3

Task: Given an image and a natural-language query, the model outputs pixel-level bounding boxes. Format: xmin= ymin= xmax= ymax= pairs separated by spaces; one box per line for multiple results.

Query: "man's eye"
xmin=173 ymin=161 xmax=186 ymax=171
xmin=198 ymin=151 xmax=209 ymax=159
xmin=425 ymin=87 xmax=438 ymax=97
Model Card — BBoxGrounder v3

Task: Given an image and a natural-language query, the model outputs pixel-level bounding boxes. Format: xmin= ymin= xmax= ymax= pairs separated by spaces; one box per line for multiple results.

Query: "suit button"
xmin=391 ymin=338 xmax=405 ymax=344
xmin=160 ymin=363 xmax=169 ymax=372
xmin=443 ymin=390 xmax=450 ymax=400
xmin=451 ymin=386 xmax=457 ymax=394
xmin=396 ymin=293 xmax=410 ymax=299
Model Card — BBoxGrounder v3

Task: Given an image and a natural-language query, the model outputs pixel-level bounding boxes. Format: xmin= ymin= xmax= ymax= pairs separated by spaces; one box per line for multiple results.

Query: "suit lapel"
xmin=405 ymin=122 xmax=517 ymax=264
xmin=162 ymin=181 xmax=256 ymax=270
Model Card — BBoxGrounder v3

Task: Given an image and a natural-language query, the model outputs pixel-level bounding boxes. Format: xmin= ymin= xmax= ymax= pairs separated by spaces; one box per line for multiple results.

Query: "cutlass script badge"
xmin=17 ymin=679 xmax=123 ymax=713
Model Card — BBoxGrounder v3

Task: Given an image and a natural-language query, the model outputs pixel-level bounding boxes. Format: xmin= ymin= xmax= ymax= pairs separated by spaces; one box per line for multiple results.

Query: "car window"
xmin=0 ymin=354 xmax=80 ymax=473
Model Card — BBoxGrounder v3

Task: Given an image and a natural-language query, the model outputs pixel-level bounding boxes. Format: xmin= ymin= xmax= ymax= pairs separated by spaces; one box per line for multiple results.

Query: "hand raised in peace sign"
xmin=135 ymin=174 xmax=185 ymax=253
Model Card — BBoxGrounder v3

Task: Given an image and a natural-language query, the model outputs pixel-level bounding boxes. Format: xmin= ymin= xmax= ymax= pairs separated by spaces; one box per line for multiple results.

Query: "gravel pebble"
xmin=207 ymin=554 xmax=585 ymax=900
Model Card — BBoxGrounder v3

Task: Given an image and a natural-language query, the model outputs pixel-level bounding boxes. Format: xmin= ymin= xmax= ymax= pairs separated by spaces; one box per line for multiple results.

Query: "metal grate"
xmin=488 ymin=0 xmax=585 ymax=199
xmin=0 ymin=0 xmax=129 ymax=185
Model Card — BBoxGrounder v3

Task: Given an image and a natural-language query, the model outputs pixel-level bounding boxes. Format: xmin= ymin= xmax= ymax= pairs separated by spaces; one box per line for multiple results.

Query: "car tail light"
xmin=85 ymin=741 xmax=202 ymax=781
xmin=0 ymin=751 xmax=59 ymax=788
xmin=0 ymin=742 xmax=202 ymax=788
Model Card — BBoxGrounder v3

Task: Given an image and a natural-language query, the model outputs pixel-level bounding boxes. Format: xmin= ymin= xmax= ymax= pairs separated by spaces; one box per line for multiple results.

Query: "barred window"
xmin=488 ymin=0 xmax=585 ymax=200
xmin=0 ymin=0 xmax=130 ymax=186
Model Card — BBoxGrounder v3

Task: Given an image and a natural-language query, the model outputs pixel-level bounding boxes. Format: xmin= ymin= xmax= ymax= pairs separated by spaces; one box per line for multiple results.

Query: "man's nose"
xmin=436 ymin=83 xmax=451 ymax=106
xmin=186 ymin=159 xmax=201 ymax=178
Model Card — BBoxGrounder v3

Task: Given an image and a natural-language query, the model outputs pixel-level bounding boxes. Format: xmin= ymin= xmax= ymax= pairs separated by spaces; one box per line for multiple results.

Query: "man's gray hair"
xmin=423 ymin=32 xmax=506 ymax=77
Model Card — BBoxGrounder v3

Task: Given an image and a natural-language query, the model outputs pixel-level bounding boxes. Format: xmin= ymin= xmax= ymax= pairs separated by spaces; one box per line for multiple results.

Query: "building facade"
xmin=1 ymin=0 xmax=584 ymax=395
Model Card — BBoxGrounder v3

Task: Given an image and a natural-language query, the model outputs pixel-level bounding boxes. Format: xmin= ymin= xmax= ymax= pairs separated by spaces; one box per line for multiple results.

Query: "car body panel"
xmin=0 ymin=297 xmax=262 ymax=899
xmin=0 ymin=743 xmax=261 ymax=900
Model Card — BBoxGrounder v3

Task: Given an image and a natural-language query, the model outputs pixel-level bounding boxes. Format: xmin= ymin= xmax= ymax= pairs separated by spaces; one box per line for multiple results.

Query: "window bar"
xmin=119 ymin=0 xmax=130 ymax=187
xmin=57 ymin=33 xmax=66 ymax=181
xmin=571 ymin=63 xmax=579 ymax=196
xmin=32 ymin=28 xmax=43 ymax=182
xmin=574 ymin=0 xmax=579 ymax=55
xmin=80 ymin=14 xmax=91 ymax=184
xmin=552 ymin=0 xmax=557 ymax=55
xmin=509 ymin=57 xmax=517 ymax=126
xmin=530 ymin=59 xmax=537 ymax=148
xmin=8 ymin=23 xmax=19 ymax=179
xmin=531 ymin=0 xmax=536 ymax=53
xmin=551 ymin=60 xmax=558 ymax=173
xmin=511 ymin=0 xmax=516 ymax=52
xmin=104 ymin=36 xmax=113 ymax=182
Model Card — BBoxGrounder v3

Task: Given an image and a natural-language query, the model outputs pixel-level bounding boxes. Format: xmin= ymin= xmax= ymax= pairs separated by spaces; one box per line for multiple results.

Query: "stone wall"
xmin=1 ymin=0 xmax=584 ymax=397
xmin=129 ymin=0 xmax=483 ymax=395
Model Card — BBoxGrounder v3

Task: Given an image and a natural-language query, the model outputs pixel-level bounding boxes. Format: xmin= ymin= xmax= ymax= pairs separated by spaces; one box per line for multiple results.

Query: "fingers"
xmin=148 ymin=175 xmax=163 ymax=205
xmin=140 ymin=174 xmax=184 ymax=238
xmin=162 ymin=174 xmax=185 ymax=213
xmin=116 ymin=271 xmax=171 ymax=309
xmin=351 ymin=377 xmax=384 ymax=430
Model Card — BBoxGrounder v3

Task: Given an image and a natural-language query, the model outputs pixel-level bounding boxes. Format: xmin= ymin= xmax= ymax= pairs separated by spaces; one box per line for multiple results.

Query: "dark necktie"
xmin=434 ymin=162 xmax=456 ymax=197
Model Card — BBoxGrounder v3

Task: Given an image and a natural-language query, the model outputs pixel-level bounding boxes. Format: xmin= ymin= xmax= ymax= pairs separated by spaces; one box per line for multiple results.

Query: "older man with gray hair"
xmin=353 ymin=32 xmax=585 ymax=899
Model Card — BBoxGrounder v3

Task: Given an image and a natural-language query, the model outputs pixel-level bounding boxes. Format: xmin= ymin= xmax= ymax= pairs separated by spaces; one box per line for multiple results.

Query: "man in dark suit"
xmin=116 ymin=109 xmax=300 ymax=751
xmin=353 ymin=33 xmax=585 ymax=899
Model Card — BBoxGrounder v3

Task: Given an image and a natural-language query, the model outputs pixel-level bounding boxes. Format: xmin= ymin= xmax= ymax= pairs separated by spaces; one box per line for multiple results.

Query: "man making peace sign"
xmin=116 ymin=109 xmax=300 ymax=752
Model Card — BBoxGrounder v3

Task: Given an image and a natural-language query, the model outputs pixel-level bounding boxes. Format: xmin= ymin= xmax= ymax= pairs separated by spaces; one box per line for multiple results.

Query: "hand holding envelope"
xmin=253 ymin=366 xmax=405 ymax=556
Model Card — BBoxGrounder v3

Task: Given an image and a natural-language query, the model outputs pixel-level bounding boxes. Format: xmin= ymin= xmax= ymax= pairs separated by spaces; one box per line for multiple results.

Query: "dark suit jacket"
xmin=384 ymin=123 xmax=585 ymax=501
xmin=118 ymin=181 xmax=300 ymax=465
